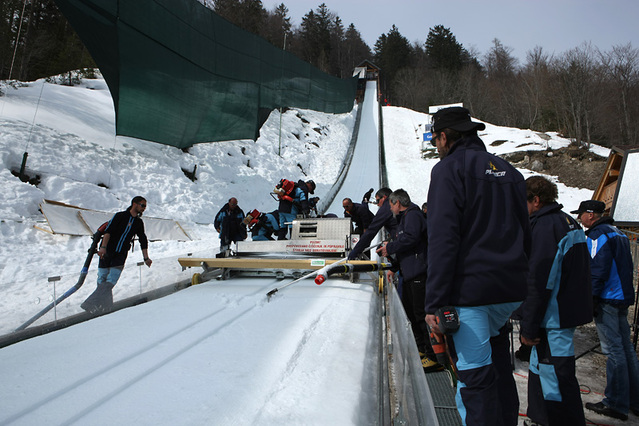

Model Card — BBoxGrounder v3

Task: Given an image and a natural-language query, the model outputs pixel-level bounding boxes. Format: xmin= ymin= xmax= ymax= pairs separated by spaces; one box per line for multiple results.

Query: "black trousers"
xmin=402 ymin=273 xmax=434 ymax=357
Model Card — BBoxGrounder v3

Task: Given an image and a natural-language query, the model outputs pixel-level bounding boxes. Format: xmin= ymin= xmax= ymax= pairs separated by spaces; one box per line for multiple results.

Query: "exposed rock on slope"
xmin=502 ymin=147 xmax=607 ymax=190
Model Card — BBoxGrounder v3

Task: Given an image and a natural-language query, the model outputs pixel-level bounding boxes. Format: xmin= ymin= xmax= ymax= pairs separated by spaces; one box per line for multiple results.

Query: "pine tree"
xmin=374 ymin=25 xmax=412 ymax=101
xmin=261 ymin=3 xmax=291 ymax=49
xmin=213 ymin=0 xmax=266 ymax=36
xmin=424 ymin=25 xmax=463 ymax=72
xmin=213 ymin=0 xmax=241 ymax=24
xmin=1 ymin=0 xmax=94 ymax=81
xmin=329 ymin=16 xmax=345 ymax=76
xmin=298 ymin=4 xmax=333 ymax=72
xmin=342 ymin=24 xmax=372 ymax=75
xmin=239 ymin=0 xmax=266 ymax=35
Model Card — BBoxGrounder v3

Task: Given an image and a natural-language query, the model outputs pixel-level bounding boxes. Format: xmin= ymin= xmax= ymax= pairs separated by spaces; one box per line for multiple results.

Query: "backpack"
xmin=243 ymin=209 xmax=261 ymax=229
xmin=274 ymin=179 xmax=296 ymax=201
xmin=97 ymin=221 xmax=109 ymax=234
xmin=275 ymin=179 xmax=295 ymax=195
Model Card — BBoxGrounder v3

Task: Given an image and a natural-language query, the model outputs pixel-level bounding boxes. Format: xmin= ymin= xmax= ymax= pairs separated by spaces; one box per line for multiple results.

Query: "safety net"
xmin=53 ymin=0 xmax=358 ymax=148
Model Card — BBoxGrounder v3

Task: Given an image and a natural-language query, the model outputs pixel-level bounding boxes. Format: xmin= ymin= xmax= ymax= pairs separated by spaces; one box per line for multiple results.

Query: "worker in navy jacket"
xmin=581 ymin=210 xmax=635 ymax=306
xmin=379 ymin=195 xmax=427 ymax=283
xmin=576 ymin=200 xmax=639 ymax=421
xmin=214 ymin=197 xmax=247 ymax=253
xmin=82 ymin=196 xmax=152 ymax=314
xmin=296 ymin=179 xmax=316 ymax=215
xmin=426 ymin=107 xmax=531 ymax=425
xmin=342 ymin=197 xmax=374 ymax=234
xmin=377 ymin=189 xmax=440 ymax=372
xmin=347 ymin=187 xmax=398 ymax=260
xmin=520 ymin=176 xmax=591 ymax=425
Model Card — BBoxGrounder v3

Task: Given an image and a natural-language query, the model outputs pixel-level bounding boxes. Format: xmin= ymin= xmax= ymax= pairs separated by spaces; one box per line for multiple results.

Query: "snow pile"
xmin=0 ymin=77 xmax=356 ymax=332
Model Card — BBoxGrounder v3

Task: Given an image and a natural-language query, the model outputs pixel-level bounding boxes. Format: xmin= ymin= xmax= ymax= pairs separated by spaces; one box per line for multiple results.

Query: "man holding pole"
xmin=81 ymin=196 xmax=152 ymax=314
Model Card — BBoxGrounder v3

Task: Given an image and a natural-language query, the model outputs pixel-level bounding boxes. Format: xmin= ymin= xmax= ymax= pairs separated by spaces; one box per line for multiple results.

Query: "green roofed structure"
xmin=53 ymin=0 xmax=358 ymax=148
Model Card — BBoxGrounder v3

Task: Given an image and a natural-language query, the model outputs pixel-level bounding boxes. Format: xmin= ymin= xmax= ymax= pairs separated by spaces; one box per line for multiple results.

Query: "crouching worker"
xmin=81 ymin=196 xmax=152 ymax=314
xmin=245 ymin=210 xmax=280 ymax=241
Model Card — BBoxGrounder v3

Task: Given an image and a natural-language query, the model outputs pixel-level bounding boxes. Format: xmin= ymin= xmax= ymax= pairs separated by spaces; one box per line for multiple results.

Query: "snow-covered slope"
xmin=0 ymin=278 xmax=381 ymax=425
xmin=0 ymin=76 xmax=356 ymax=333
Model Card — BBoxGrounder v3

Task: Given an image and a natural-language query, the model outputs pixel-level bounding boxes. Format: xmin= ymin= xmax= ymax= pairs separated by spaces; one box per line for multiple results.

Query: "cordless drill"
xmin=428 ymin=306 xmax=460 ymax=367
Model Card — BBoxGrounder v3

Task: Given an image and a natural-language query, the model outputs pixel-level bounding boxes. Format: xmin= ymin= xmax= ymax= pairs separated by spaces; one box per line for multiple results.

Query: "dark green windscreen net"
xmin=53 ymin=0 xmax=358 ymax=148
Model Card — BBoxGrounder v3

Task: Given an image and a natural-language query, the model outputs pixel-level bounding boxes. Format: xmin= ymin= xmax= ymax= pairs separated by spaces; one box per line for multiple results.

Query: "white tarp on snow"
xmin=39 ymin=200 xmax=191 ymax=241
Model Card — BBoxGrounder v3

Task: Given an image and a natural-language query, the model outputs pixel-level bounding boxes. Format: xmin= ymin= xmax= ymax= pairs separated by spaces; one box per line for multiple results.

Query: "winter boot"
xmin=363 ymin=188 xmax=374 ymax=203
xmin=81 ymin=282 xmax=115 ymax=314
xmin=277 ymin=227 xmax=288 ymax=240
xmin=419 ymin=351 xmax=444 ymax=373
xmin=515 ymin=343 xmax=532 ymax=362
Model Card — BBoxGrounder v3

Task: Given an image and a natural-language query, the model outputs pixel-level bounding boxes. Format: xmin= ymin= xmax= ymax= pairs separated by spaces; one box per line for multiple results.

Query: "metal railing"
xmin=315 ymin=103 xmax=363 ymax=215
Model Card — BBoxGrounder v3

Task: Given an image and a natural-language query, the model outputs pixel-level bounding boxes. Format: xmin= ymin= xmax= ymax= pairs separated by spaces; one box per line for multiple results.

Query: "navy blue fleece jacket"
xmin=425 ymin=135 xmax=531 ymax=313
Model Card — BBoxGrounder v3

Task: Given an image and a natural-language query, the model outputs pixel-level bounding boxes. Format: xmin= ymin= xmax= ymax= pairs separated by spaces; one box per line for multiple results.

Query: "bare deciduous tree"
xmin=392 ymin=67 xmax=428 ymax=110
xmin=600 ymin=43 xmax=639 ymax=145
xmin=553 ymin=43 xmax=603 ymax=148
xmin=518 ymin=46 xmax=552 ymax=129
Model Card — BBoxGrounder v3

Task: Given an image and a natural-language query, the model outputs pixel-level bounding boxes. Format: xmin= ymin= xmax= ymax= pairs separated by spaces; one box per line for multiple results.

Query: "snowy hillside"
xmin=1 ymin=74 xmax=628 ymax=426
xmin=0 ymin=75 xmax=602 ymax=334
xmin=0 ymin=76 xmax=357 ymax=333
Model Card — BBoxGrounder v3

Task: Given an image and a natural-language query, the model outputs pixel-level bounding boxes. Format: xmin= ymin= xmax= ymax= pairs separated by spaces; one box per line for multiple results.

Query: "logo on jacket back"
xmin=485 ymin=161 xmax=506 ymax=177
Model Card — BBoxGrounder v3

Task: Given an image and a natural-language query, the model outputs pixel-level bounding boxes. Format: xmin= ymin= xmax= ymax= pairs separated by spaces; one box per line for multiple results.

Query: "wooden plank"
xmin=178 ymin=257 xmax=376 ymax=270
xmin=594 ymin=152 xmax=622 ymax=201
xmin=602 ymin=182 xmax=618 ymax=208
xmin=33 ymin=224 xmax=54 ymax=234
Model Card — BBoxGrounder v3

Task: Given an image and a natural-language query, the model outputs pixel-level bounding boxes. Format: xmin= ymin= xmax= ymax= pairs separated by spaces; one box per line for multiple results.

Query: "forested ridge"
xmin=2 ymin=0 xmax=637 ymax=147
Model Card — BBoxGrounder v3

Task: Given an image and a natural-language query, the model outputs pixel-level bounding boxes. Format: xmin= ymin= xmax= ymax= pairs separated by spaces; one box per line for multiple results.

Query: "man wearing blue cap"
xmin=575 ymin=200 xmax=639 ymax=421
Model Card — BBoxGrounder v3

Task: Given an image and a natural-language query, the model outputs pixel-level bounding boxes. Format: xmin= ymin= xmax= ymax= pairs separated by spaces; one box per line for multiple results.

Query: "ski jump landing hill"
xmin=325 ymin=80 xmax=382 ymax=214
xmin=0 ymin=81 xmax=460 ymax=425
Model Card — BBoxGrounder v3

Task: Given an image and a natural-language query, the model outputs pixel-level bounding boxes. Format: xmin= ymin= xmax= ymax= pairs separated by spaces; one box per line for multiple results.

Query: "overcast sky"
xmin=261 ymin=0 xmax=639 ymax=64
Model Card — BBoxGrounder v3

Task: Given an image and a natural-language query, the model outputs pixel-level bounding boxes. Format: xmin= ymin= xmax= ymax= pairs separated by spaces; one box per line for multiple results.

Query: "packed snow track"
xmin=0 ymin=278 xmax=382 ymax=425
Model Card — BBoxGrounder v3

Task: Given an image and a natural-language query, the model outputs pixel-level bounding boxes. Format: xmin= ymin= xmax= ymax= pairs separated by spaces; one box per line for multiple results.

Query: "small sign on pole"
xmin=428 ymin=103 xmax=463 ymax=114
xmin=48 ymin=276 xmax=61 ymax=324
